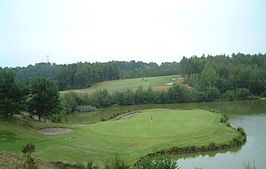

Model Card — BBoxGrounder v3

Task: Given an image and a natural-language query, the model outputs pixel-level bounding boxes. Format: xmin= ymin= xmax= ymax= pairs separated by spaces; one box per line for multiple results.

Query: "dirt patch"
xmin=38 ymin=128 xmax=72 ymax=135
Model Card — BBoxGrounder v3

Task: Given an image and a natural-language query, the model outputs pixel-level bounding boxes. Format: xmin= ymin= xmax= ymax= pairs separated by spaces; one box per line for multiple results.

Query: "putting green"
xmin=0 ymin=109 xmax=241 ymax=164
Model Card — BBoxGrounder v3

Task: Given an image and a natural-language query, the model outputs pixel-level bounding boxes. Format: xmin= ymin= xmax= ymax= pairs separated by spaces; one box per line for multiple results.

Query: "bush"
xmin=236 ymin=88 xmax=250 ymax=100
xmin=75 ymin=105 xmax=96 ymax=113
xmin=54 ymin=161 xmax=99 ymax=169
xmin=135 ymin=155 xmax=179 ymax=169
xmin=91 ymin=90 xmax=113 ymax=108
xmin=196 ymin=87 xmax=220 ymax=102
xmin=60 ymin=92 xmax=79 ymax=114
xmin=104 ymin=156 xmax=130 ymax=169
xmin=50 ymin=113 xmax=64 ymax=122
xmin=166 ymin=84 xmax=186 ymax=103
xmin=222 ymin=90 xmax=235 ymax=101
xmin=205 ymin=87 xmax=220 ymax=101
xmin=261 ymin=90 xmax=266 ymax=97
xmin=21 ymin=143 xmax=38 ymax=169
xmin=113 ymin=90 xmax=135 ymax=106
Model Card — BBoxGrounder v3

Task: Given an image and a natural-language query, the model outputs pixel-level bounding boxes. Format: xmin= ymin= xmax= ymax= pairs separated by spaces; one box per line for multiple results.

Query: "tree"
xmin=27 ymin=78 xmax=60 ymax=121
xmin=0 ymin=70 xmax=24 ymax=117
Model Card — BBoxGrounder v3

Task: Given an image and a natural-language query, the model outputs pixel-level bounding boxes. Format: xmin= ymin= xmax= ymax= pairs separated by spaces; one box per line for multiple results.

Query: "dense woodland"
xmin=1 ymin=53 xmax=266 ymax=121
xmin=180 ymin=53 xmax=266 ymax=96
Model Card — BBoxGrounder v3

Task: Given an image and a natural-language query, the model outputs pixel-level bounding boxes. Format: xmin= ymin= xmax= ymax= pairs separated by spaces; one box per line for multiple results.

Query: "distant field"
xmin=0 ymin=109 xmax=240 ymax=165
xmin=61 ymin=75 xmax=182 ymax=95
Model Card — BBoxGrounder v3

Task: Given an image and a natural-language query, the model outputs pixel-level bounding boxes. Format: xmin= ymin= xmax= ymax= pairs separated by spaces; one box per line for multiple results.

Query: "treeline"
xmin=5 ymin=61 xmax=180 ymax=90
xmin=180 ymin=53 xmax=266 ymax=98
xmin=60 ymin=84 xmax=190 ymax=114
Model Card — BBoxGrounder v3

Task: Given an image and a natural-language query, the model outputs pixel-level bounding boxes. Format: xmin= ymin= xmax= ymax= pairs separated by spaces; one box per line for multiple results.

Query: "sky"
xmin=0 ymin=0 xmax=266 ymax=67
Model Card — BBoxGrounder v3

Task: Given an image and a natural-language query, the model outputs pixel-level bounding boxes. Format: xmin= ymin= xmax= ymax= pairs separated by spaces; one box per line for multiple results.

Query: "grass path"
xmin=0 ymin=109 xmax=241 ymax=164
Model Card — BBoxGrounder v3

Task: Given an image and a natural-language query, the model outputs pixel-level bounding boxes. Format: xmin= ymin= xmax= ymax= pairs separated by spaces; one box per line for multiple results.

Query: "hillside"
xmin=61 ymin=75 xmax=183 ymax=95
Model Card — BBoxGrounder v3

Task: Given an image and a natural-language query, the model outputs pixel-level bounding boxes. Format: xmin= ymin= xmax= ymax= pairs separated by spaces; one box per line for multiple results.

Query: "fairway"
xmin=0 ymin=109 xmax=241 ymax=164
xmin=60 ymin=75 xmax=182 ymax=95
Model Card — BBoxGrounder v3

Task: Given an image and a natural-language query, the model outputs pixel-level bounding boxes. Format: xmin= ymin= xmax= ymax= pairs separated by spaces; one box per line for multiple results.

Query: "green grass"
xmin=60 ymin=75 xmax=182 ymax=95
xmin=0 ymin=109 xmax=240 ymax=165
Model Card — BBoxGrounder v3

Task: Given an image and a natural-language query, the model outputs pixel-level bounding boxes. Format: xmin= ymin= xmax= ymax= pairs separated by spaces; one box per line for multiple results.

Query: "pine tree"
xmin=27 ymin=78 xmax=60 ymax=121
xmin=0 ymin=70 xmax=24 ymax=117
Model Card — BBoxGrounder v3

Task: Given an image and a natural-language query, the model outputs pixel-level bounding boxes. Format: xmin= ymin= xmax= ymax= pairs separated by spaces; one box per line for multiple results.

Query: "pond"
xmin=176 ymin=100 xmax=266 ymax=169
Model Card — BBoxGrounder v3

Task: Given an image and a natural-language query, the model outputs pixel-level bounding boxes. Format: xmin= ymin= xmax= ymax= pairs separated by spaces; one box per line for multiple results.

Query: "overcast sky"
xmin=0 ymin=0 xmax=266 ymax=67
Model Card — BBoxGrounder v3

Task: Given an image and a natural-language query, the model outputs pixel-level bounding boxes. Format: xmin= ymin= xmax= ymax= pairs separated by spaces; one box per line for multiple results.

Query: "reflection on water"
xmin=174 ymin=146 xmax=241 ymax=160
xmin=176 ymin=100 xmax=266 ymax=169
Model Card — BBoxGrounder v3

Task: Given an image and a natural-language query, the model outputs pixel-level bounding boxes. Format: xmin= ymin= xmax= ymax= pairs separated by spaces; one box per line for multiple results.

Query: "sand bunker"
xmin=38 ymin=128 xmax=72 ymax=135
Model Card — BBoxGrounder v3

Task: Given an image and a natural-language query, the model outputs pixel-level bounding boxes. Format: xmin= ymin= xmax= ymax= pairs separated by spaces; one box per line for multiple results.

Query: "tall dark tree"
xmin=27 ymin=78 xmax=60 ymax=121
xmin=0 ymin=70 xmax=24 ymax=117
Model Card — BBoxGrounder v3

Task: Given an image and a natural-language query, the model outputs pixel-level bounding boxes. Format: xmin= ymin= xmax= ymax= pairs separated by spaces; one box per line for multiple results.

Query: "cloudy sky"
xmin=0 ymin=0 xmax=265 ymax=67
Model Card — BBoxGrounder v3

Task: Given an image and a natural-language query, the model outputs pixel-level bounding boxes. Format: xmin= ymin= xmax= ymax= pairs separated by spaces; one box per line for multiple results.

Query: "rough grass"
xmin=0 ymin=152 xmax=57 ymax=169
xmin=0 ymin=109 xmax=240 ymax=165
xmin=60 ymin=75 xmax=182 ymax=95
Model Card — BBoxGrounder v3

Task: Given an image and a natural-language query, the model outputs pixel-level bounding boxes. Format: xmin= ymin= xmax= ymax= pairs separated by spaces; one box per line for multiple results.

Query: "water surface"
xmin=177 ymin=100 xmax=266 ymax=169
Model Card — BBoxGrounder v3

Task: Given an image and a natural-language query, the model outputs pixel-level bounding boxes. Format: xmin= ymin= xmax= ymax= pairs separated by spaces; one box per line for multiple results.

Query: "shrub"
xmin=91 ymin=90 xmax=113 ymax=108
xmin=54 ymin=161 xmax=99 ymax=169
xmin=236 ymin=88 xmax=250 ymax=100
xmin=166 ymin=84 xmax=186 ymax=103
xmin=220 ymin=114 xmax=228 ymax=123
xmin=196 ymin=87 xmax=220 ymax=102
xmin=222 ymin=90 xmax=235 ymax=101
xmin=50 ymin=113 xmax=64 ymax=122
xmin=261 ymin=90 xmax=266 ymax=97
xmin=104 ymin=156 xmax=130 ymax=169
xmin=237 ymin=127 xmax=246 ymax=136
xmin=60 ymin=92 xmax=79 ymax=114
xmin=21 ymin=143 xmax=38 ymax=169
xmin=75 ymin=105 xmax=96 ymax=113
xmin=205 ymin=87 xmax=220 ymax=101
xmin=135 ymin=155 xmax=179 ymax=169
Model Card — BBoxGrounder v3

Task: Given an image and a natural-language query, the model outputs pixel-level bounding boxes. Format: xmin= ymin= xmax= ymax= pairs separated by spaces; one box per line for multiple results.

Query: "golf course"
xmin=0 ymin=108 xmax=244 ymax=166
xmin=2 ymin=53 xmax=265 ymax=168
